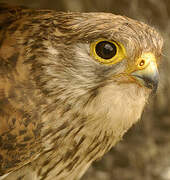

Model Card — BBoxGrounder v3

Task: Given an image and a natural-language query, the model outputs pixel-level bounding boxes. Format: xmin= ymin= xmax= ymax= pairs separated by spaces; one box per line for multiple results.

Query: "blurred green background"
xmin=1 ymin=0 xmax=170 ymax=180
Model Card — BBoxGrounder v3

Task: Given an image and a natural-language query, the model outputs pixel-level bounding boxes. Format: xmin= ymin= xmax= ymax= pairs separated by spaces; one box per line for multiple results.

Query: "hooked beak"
xmin=131 ymin=53 xmax=159 ymax=93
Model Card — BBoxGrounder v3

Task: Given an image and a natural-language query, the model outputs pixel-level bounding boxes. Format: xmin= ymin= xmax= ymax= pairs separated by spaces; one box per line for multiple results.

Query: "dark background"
xmin=1 ymin=0 xmax=170 ymax=180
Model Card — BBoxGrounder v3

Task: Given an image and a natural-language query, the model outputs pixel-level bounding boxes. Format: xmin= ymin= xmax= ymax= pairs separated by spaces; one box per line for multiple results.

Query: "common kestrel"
xmin=0 ymin=3 xmax=163 ymax=180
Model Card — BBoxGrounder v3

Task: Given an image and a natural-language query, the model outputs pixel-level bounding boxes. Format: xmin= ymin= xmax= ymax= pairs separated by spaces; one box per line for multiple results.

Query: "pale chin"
xmin=91 ymin=82 xmax=150 ymax=140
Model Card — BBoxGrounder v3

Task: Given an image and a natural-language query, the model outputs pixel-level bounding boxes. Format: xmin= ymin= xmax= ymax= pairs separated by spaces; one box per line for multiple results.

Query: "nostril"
xmin=139 ymin=59 xmax=145 ymax=67
xmin=136 ymin=58 xmax=149 ymax=70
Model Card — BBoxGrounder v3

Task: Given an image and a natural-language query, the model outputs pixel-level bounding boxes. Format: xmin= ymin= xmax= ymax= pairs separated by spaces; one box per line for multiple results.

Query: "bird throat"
xmin=35 ymin=83 xmax=150 ymax=180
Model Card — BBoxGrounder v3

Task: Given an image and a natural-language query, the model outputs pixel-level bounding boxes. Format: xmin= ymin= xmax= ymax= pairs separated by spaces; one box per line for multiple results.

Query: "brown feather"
xmin=0 ymin=3 xmax=163 ymax=180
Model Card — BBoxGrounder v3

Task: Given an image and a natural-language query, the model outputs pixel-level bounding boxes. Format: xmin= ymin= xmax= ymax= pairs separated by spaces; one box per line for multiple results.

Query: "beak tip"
xmin=142 ymin=75 xmax=159 ymax=93
xmin=131 ymin=73 xmax=159 ymax=93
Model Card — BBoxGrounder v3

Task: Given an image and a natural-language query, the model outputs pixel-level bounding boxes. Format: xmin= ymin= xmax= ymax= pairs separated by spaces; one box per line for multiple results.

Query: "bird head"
xmin=35 ymin=12 xmax=163 ymax=103
xmin=29 ymin=12 xmax=163 ymax=138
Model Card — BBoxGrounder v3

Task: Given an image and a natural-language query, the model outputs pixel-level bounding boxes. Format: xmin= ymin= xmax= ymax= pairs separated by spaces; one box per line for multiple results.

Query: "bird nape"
xmin=0 ymin=3 xmax=163 ymax=180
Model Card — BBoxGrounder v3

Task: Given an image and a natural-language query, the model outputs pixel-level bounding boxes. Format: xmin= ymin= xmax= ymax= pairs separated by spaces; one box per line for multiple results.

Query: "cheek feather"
xmin=71 ymin=43 xmax=150 ymax=138
xmin=92 ymin=83 xmax=150 ymax=137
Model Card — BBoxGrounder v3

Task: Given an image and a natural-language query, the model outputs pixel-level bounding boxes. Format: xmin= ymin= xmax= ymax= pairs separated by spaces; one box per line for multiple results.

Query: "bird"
xmin=0 ymin=3 xmax=163 ymax=180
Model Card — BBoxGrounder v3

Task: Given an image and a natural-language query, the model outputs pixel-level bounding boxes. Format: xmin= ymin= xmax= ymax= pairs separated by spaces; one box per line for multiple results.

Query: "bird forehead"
xmin=54 ymin=12 xmax=163 ymax=60
xmin=94 ymin=18 xmax=161 ymax=58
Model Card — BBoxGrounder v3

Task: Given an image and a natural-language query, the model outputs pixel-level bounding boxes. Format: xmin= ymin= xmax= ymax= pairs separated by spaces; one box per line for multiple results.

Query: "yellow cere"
xmin=136 ymin=52 xmax=157 ymax=70
xmin=125 ymin=52 xmax=157 ymax=74
xmin=90 ymin=39 xmax=127 ymax=65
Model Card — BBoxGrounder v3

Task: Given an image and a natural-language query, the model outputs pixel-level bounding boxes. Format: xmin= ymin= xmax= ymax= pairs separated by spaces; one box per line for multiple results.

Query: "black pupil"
xmin=95 ymin=41 xmax=117 ymax=59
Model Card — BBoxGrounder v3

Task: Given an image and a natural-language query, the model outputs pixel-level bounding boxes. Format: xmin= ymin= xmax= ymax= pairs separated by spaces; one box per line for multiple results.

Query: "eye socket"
xmin=90 ymin=39 xmax=126 ymax=65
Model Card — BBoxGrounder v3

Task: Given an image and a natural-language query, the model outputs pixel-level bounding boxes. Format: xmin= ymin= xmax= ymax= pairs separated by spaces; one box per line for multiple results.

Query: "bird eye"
xmin=90 ymin=39 xmax=126 ymax=65
xmin=95 ymin=41 xmax=117 ymax=59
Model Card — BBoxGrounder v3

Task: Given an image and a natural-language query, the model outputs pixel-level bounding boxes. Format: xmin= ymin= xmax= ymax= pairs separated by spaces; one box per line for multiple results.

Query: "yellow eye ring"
xmin=90 ymin=39 xmax=126 ymax=65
